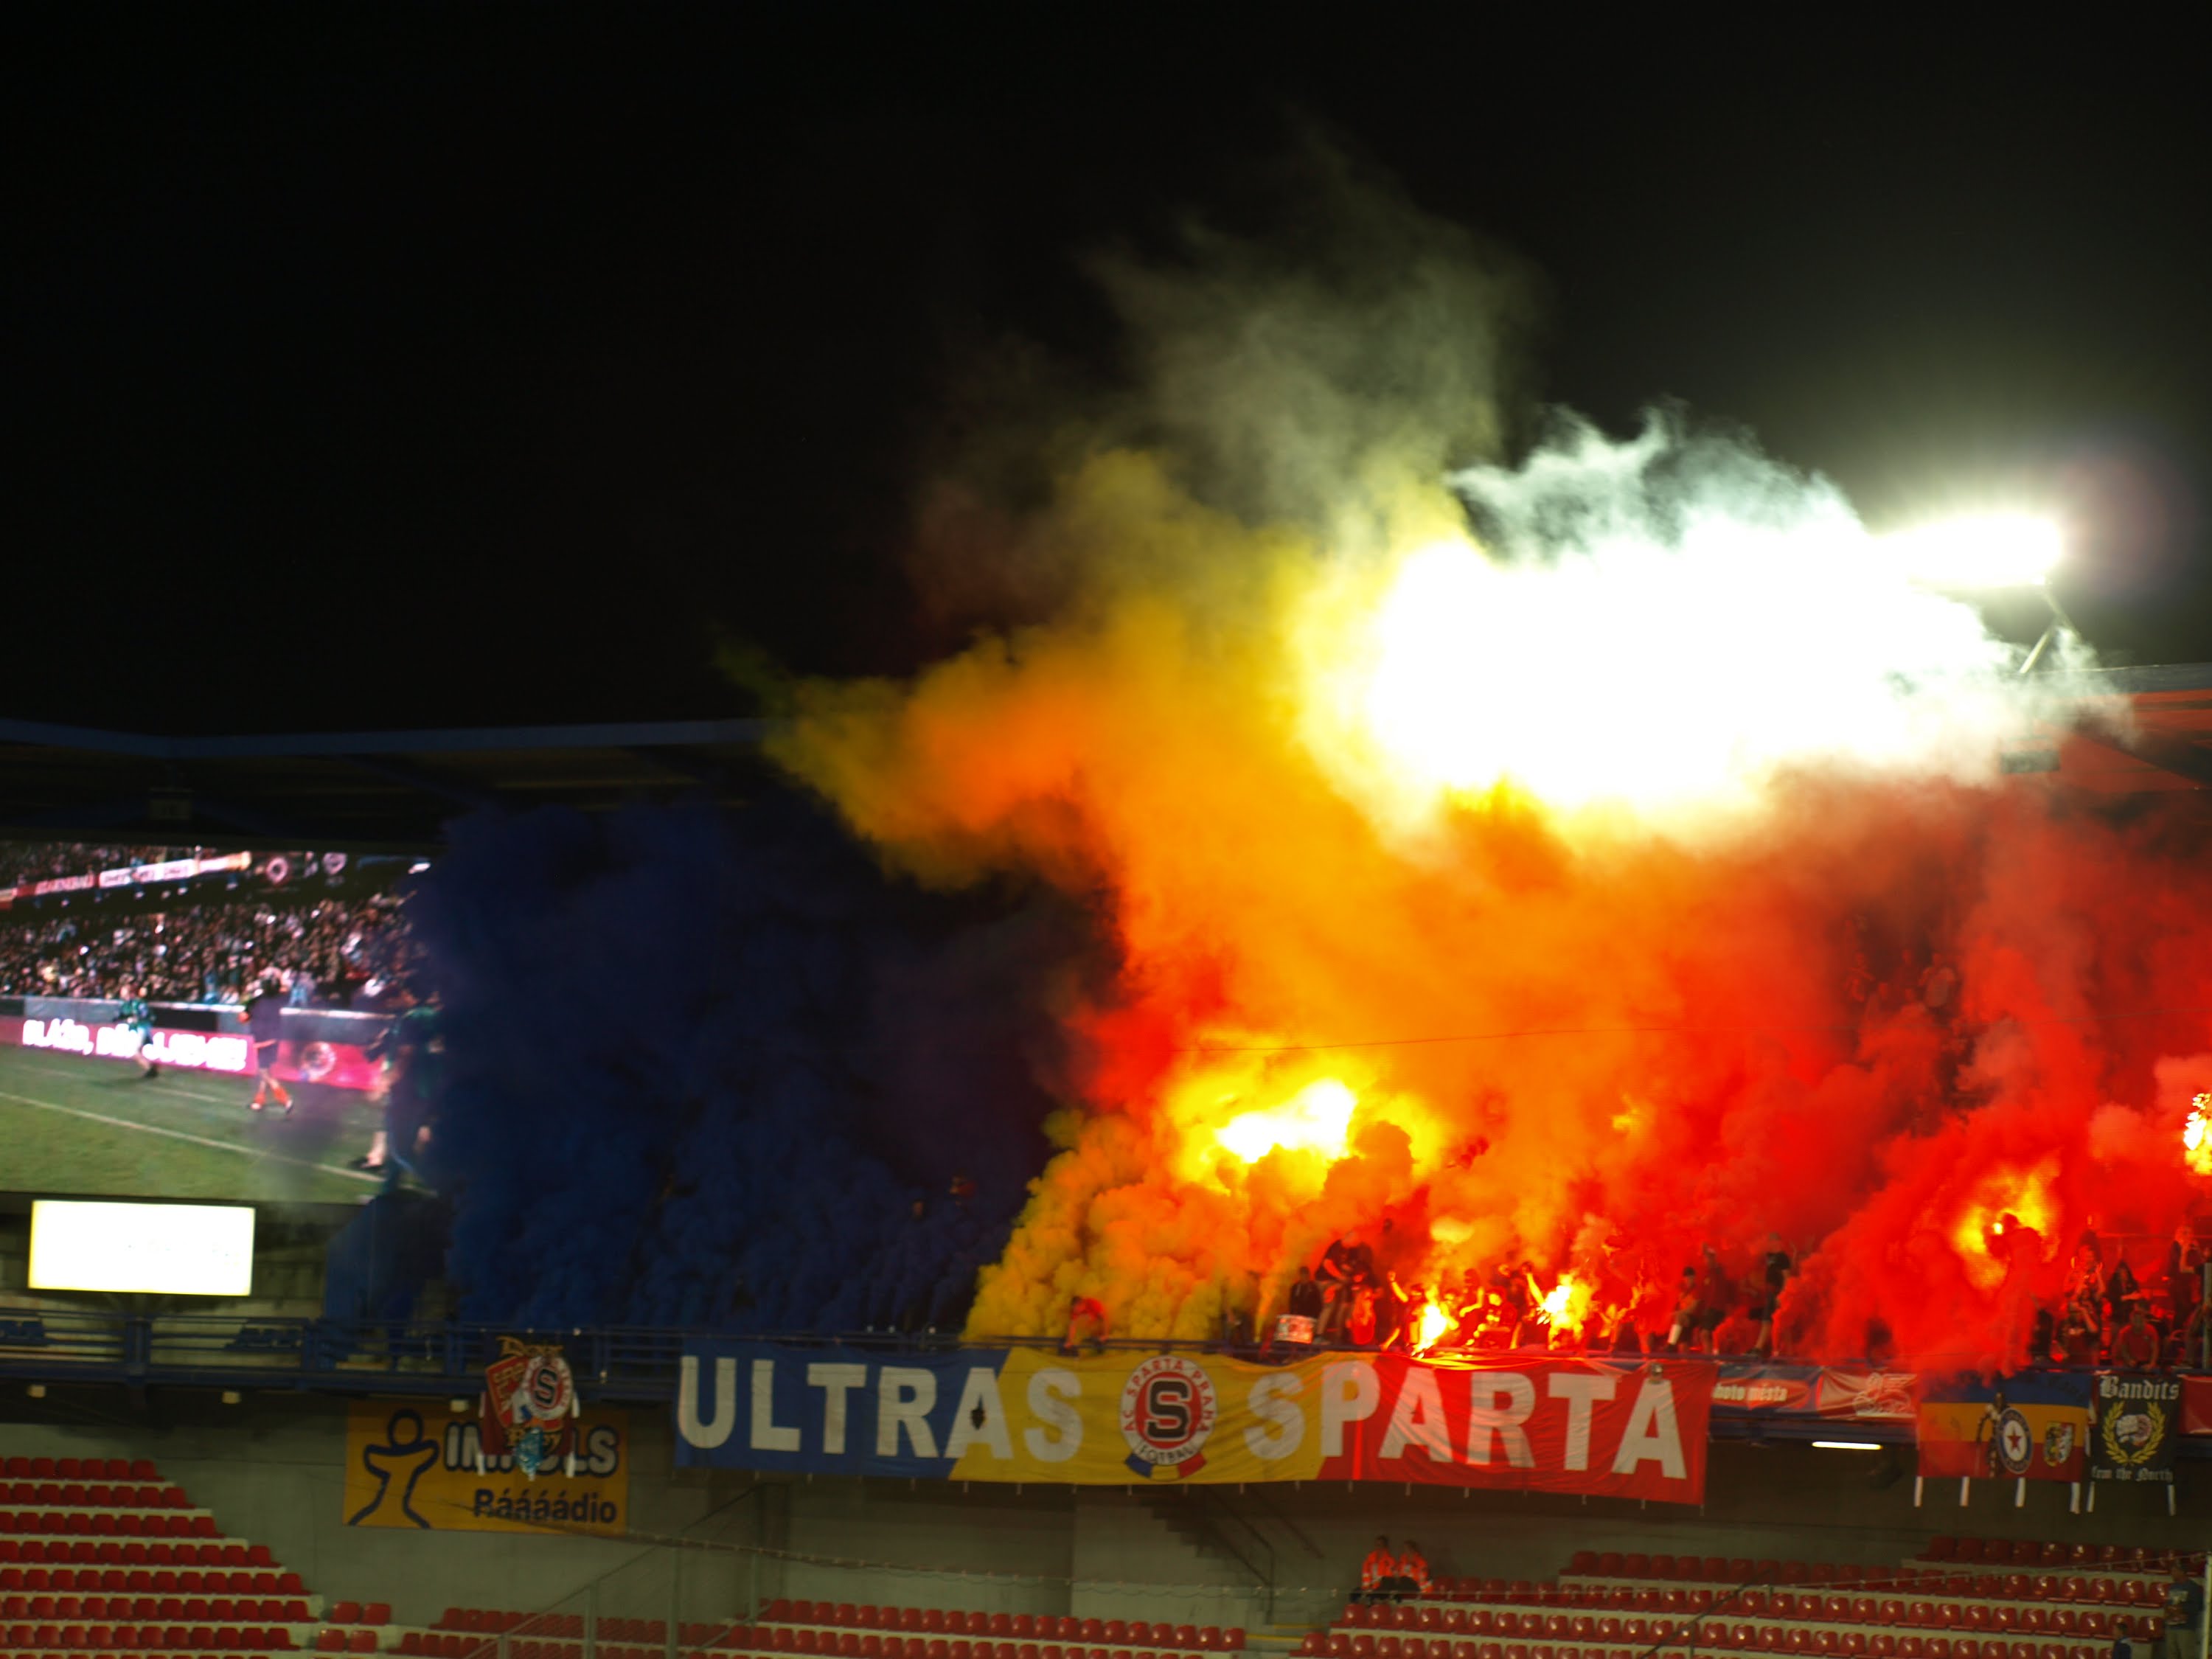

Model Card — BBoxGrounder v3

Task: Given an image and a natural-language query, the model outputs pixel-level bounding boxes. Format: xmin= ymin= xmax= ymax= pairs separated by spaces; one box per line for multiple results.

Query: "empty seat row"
xmin=0 ymin=1458 xmax=161 ymax=1483
xmin=2 ymin=1618 xmax=299 ymax=1649
xmin=1 ymin=1484 xmax=189 ymax=1511
xmin=409 ymin=1639 xmax=504 ymax=1659
xmin=1551 ymin=1559 xmax=2148 ymax=1597
xmin=327 ymin=1604 xmax=392 ymax=1627
xmin=0 ymin=1512 xmax=215 ymax=1543
xmin=722 ymin=1643 xmax=1214 ymax=1659
xmin=0 ymin=1567 xmax=305 ymax=1597
xmin=1410 ymin=1580 xmax=2159 ymax=1620
xmin=3 ymin=1594 xmax=310 ymax=1621
xmin=1921 ymin=1543 xmax=2191 ymax=1573
xmin=404 ymin=1627 xmax=733 ymax=1656
xmin=754 ymin=1607 xmax=1237 ymax=1649
xmin=1349 ymin=1605 xmax=2151 ymax=1643
xmin=1306 ymin=1638 xmax=2139 ymax=1659
xmin=0 ymin=1541 xmax=274 ymax=1570
xmin=314 ymin=1632 xmax=387 ymax=1653
xmin=438 ymin=1611 xmax=542 ymax=1635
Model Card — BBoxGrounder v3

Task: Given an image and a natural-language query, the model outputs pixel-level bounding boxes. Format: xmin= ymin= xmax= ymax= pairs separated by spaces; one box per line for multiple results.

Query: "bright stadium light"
xmin=1879 ymin=512 xmax=2063 ymax=590
xmin=1811 ymin=1440 xmax=1883 ymax=1452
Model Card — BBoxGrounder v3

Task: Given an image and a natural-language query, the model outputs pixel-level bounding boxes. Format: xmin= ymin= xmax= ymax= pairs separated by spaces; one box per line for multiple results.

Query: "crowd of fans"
xmin=1262 ymin=1222 xmax=2208 ymax=1370
xmin=0 ymin=886 xmax=420 ymax=1009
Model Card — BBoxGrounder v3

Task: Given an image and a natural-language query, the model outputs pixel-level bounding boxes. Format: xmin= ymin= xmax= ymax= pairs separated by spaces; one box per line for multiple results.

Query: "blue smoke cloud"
xmin=406 ymin=793 xmax=1080 ymax=1332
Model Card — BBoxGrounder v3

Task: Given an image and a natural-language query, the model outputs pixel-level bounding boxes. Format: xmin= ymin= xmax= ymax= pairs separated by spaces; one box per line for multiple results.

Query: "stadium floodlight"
xmin=1811 ymin=1440 xmax=1883 ymax=1452
xmin=1880 ymin=512 xmax=2063 ymax=590
xmin=1878 ymin=511 xmax=2081 ymax=675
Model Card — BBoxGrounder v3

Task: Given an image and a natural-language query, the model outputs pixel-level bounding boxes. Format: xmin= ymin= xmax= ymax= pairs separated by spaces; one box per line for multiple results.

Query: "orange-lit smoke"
xmin=769 ymin=193 xmax=2212 ymax=1373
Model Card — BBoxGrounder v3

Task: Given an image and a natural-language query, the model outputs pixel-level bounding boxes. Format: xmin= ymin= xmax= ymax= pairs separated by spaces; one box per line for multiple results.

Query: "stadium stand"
xmin=0 ymin=1454 xmax=2199 ymax=1659
xmin=397 ymin=1604 xmax=1251 ymax=1659
xmin=0 ymin=1452 xmax=342 ymax=1657
xmin=1287 ymin=1547 xmax=2198 ymax=1659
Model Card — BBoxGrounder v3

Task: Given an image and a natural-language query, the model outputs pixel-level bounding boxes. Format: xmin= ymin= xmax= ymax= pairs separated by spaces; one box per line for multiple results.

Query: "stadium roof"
xmin=0 ymin=715 xmax=773 ymax=846
xmin=5 ymin=662 xmax=2212 ymax=847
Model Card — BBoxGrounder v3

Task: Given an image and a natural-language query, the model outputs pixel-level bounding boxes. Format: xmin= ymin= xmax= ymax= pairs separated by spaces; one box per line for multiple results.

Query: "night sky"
xmin=7 ymin=13 xmax=2209 ymax=735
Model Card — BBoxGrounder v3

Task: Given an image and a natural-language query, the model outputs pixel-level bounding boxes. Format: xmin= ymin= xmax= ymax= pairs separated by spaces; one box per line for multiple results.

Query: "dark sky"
xmin=7 ymin=12 xmax=2210 ymax=734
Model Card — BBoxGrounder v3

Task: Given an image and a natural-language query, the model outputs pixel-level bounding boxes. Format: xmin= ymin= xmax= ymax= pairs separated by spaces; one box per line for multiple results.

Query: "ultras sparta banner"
xmin=672 ymin=1343 xmax=1714 ymax=1504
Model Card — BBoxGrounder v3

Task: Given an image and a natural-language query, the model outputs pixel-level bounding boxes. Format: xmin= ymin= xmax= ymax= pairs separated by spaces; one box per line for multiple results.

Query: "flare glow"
xmin=1214 ymin=1078 xmax=1357 ymax=1165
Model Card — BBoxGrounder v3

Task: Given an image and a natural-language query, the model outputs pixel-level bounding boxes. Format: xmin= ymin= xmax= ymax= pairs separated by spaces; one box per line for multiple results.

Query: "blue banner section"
xmin=1918 ymin=1368 xmax=2091 ymax=1408
xmin=672 ymin=1341 xmax=1012 ymax=1476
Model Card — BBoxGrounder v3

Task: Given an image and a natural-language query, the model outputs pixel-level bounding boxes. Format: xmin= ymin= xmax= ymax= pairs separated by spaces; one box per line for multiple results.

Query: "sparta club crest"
xmin=1120 ymin=1354 xmax=1217 ymax=1479
xmin=479 ymin=1338 xmax=582 ymax=1481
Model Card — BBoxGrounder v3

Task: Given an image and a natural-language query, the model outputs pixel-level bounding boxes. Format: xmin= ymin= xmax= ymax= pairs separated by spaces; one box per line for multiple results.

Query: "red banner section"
xmin=2185 ymin=1376 xmax=2212 ymax=1437
xmin=0 ymin=1013 xmax=382 ymax=1090
xmin=1311 ymin=1354 xmax=1714 ymax=1504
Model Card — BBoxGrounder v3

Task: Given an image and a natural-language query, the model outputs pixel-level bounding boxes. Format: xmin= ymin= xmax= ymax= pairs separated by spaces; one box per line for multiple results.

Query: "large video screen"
xmin=0 ymin=840 xmax=426 ymax=1204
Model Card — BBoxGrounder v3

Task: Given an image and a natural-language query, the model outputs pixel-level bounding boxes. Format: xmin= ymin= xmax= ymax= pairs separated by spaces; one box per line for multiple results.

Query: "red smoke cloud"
xmin=771 ymin=380 xmax=2211 ymax=1379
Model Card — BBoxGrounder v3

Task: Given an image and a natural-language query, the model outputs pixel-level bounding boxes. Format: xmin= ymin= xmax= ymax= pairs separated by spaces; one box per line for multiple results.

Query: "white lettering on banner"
xmin=17 ymin=1019 xmax=250 ymax=1074
xmin=96 ymin=854 xmax=246 ymax=889
xmin=1243 ymin=1371 xmax=1305 ymax=1461
xmin=1611 ymin=1374 xmax=1687 ymax=1478
xmin=158 ymin=1032 xmax=251 ymax=1071
xmin=750 ymin=1359 xmax=801 ymax=1452
xmin=24 ymin=1019 xmax=95 ymax=1055
xmin=1319 ymin=1362 xmax=1380 ymax=1457
xmin=877 ymin=1367 xmax=939 ymax=1458
xmin=807 ymin=1363 xmax=869 ymax=1456
xmin=942 ymin=1368 xmax=1012 ymax=1459
xmin=676 ymin=1357 xmax=737 ymax=1450
xmin=1380 ymin=1366 xmax=1453 ymax=1461
xmin=1023 ymin=1369 xmax=1082 ymax=1461
xmin=1548 ymin=1372 xmax=1618 ymax=1472
xmin=1465 ymin=1374 xmax=1536 ymax=1467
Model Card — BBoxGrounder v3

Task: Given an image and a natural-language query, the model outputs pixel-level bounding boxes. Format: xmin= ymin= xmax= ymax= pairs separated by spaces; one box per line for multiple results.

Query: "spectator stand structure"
xmin=1293 ymin=1546 xmax=2202 ymax=1659
xmin=1 ymin=1452 xmax=331 ymax=1657
xmin=402 ymin=1601 xmax=1251 ymax=1659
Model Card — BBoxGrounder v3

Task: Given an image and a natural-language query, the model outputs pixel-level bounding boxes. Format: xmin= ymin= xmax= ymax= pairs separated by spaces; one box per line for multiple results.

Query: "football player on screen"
xmin=244 ymin=973 xmax=293 ymax=1113
xmin=116 ymin=982 xmax=159 ymax=1078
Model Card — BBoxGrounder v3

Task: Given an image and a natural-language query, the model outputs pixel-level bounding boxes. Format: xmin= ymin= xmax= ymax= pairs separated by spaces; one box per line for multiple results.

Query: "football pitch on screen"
xmin=0 ymin=1044 xmax=378 ymax=1203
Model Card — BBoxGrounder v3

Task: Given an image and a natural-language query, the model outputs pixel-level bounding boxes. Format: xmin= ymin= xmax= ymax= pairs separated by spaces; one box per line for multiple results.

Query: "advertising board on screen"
xmin=29 ymin=1199 xmax=256 ymax=1294
xmin=0 ymin=838 xmax=432 ymax=1205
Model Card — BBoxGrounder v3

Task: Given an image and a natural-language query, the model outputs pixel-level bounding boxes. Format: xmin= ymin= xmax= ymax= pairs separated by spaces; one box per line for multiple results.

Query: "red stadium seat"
xmin=316 ymin=1634 xmax=347 ymax=1653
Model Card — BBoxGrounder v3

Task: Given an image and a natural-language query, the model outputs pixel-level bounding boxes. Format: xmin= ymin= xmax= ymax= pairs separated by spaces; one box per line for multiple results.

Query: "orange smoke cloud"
xmin=770 ymin=327 xmax=2212 ymax=1374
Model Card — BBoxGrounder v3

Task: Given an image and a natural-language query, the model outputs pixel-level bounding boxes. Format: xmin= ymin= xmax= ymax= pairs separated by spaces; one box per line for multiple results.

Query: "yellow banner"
xmin=949 ymin=1348 xmax=1329 ymax=1484
xmin=343 ymin=1399 xmax=630 ymax=1534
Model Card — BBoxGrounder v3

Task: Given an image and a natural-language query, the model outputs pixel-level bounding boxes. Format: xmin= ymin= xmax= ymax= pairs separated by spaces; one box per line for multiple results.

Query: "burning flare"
xmin=1215 ymin=1078 xmax=1356 ymax=1166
